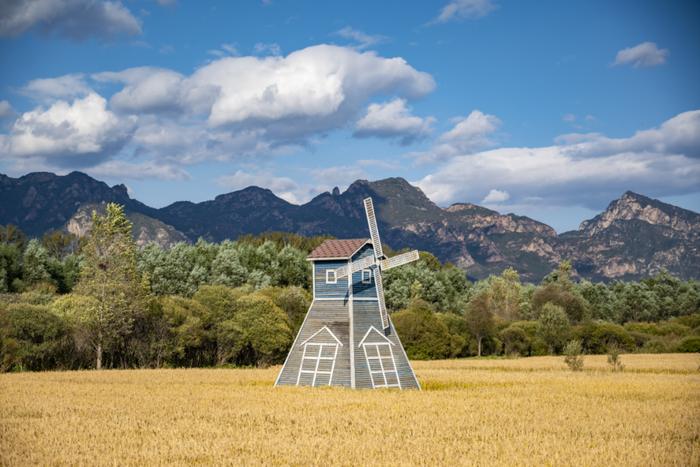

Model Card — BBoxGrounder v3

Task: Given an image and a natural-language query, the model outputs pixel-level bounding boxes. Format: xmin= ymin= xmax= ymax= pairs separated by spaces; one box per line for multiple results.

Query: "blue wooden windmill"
xmin=275 ymin=197 xmax=420 ymax=389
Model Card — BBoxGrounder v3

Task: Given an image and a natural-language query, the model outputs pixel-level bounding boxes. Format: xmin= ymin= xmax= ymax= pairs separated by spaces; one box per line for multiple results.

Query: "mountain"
xmin=1 ymin=171 xmax=698 ymax=282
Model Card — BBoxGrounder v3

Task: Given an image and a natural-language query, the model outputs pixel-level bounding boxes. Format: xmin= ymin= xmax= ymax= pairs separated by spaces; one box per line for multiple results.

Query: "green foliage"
xmin=0 ymin=302 xmax=70 ymax=371
xmin=74 ymin=204 xmax=146 ymax=369
xmin=392 ymin=300 xmax=453 ymax=359
xmin=465 ymin=291 xmax=496 ymax=356
xmin=225 ymin=294 xmax=293 ymax=366
xmin=563 ymin=339 xmax=584 ymax=371
xmin=538 ymin=303 xmax=570 ymax=354
xmin=677 ymin=336 xmax=700 ymax=353
xmin=607 ymin=346 xmax=625 ymax=372
xmin=574 ymin=321 xmax=634 ymax=354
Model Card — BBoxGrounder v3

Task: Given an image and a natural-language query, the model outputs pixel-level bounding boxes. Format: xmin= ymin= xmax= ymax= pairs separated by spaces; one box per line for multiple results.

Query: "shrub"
xmin=563 ymin=339 xmax=584 ymax=371
xmin=607 ymin=346 xmax=625 ymax=372
xmin=676 ymin=336 xmax=700 ymax=353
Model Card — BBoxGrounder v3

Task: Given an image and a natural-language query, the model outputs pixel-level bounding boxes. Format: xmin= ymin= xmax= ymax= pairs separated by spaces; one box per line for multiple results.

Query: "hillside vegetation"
xmin=1 ymin=205 xmax=699 ymax=372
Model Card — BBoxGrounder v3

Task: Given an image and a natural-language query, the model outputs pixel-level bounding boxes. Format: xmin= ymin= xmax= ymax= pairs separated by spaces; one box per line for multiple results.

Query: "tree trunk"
xmin=96 ymin=342 xmax=102 ymax=370
xmin=477 ymin=337 xmax=482 ymax=357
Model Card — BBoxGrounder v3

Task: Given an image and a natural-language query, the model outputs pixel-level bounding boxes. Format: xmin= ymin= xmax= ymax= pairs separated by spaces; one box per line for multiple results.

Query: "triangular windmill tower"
xmin=275 ymin=197 xmax=420 ymax=389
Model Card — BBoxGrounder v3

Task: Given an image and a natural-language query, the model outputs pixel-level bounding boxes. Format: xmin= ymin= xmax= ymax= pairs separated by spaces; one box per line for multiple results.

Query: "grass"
xmin=1 ymin=354 xmax=699 ymax=466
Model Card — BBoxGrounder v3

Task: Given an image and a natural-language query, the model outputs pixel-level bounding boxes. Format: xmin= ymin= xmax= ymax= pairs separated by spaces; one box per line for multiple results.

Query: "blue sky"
xmin=1 ymin=0 xmax=699 ymax=232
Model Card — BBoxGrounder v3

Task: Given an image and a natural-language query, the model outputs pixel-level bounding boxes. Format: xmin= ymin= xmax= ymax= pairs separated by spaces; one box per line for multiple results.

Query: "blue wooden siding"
xmin=352 ymin=244 xmax=378 ymax=299
xmin=314 ymin=260 xmax=349 ymax=299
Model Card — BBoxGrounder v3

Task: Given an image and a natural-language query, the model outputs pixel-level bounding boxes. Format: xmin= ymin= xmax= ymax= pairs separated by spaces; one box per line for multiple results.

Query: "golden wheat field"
xmin=1 ymin=354 xmax=699 ymax=466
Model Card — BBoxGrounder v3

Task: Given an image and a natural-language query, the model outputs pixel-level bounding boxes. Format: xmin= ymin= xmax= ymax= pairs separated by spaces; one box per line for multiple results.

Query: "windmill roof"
xmin=307 ymin=238 xmax=370 ymax=260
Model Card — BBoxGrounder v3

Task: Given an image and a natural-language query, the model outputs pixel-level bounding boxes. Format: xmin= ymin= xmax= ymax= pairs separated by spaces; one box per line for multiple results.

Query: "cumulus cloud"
xmin=1 ymin=44 xmax=435 ymax=182
xmin=21 ymin=73 xmax=91 ymax=100
xmin=613 ymin=42 xmax=668 ymax=68
xmin=481 ymin=189 xmax=509 ymax=204
xmin=432 ymin=0 xmax=496 ymax=23
xmin=334 ymin=27 xmax=387 ymax=50
xmin=416 ymin=110 xmax=700 ymax=209
xmin=86 ymin=160 xmax=190 ymax=181
xmin=412 ymin=109 xmax=501 ymax=163
xmin=0 ymin=93 xmax=134 ymax=167
xmin=0 ymin=101 xmax=14 ymax=119
xmin=93 ymin=67 xmax=186 ymax=114
xmin=354 ymin=98 xmax=434 ymax=145
xmin=0 ymin=0 xmax=142 ymax=40
xmin=253 ymin=42 xmax=281 ymax=56
xmin=216 ymin=170 xmax=304 ymax=204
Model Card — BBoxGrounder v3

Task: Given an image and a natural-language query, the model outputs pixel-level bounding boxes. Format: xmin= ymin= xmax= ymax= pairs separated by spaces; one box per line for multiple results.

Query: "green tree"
xmin=224 ymin=294 xmax=292 ymax=366
xmin=392 ymin=299 xmax=453 ymax=359
xmin=538 ymin=303 xmax=570 ymax=354
xmin=22 ymin=239 xmax=52 ymax=287
xmin=74 ymin=203 xmax=146 ymax=369
xmin=466 ymin=291 xmax=495 ymax=357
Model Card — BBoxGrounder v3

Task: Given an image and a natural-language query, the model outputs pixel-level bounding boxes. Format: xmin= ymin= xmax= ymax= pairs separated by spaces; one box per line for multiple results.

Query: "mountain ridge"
xmin=1 ymin=171 xmax=698 ymax=282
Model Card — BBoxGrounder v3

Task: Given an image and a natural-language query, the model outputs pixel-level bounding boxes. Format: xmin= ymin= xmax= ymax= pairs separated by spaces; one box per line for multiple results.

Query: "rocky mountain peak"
xmin=579 ymin=191 xmax=700 ymax=236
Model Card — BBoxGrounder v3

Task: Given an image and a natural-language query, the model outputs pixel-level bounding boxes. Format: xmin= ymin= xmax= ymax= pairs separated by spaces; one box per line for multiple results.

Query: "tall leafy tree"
xmin=466 ymin=291 xmax=495 ymax=357
xmin=74 ymin=203 xmax=146 ymax=369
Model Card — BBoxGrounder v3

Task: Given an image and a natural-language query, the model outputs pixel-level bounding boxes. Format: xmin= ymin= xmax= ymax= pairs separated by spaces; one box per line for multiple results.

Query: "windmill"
xmin=275 ymin=197 xmax=421 ymax=389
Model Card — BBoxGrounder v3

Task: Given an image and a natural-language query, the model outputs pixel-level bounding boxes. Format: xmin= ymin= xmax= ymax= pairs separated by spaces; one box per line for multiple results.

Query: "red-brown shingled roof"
xmin=307 ymin=238 xmax=370 ymax=260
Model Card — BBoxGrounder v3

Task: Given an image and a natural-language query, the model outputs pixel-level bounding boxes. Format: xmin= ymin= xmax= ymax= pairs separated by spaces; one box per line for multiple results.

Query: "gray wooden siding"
xmin=352 ymin=245 xmax=378 ymax=299
xmin=352 ymin=301 xmax=420 ymax=389
xmin=276 ymin=300 xmax=352 ymax=387
xmin=314 ymin=260 xmax=350 ymax=299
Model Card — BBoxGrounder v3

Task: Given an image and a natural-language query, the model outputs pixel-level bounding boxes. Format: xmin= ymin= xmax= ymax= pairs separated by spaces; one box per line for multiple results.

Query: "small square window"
xmin=362 ymin=269 xmax=372 ymax=284
xmin=326 ymin=270 xmax=337 ymax=284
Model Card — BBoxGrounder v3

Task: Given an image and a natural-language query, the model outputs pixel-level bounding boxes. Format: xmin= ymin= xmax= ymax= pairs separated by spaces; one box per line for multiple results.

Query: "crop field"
xmin=1 ymin=354 xmax=699 ymax=466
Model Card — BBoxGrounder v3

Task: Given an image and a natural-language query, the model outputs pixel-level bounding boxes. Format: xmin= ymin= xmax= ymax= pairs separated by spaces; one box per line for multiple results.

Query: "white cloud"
xmin=253 ymin=42 xmax=281 ymax=56
xmin=416 ymin=110 xmax=700 ymax=209
xmin=0 ymin=0 xmax=142 ymax=40
xmin=93 ymin=67 xmax=185 ymax=114
xmin=0 ymin=93 xmax=134 ymax=166
xmin=562 ymin=113 xmax=576 ymax=123
xmin=482 ymin=189 xmax=509 ymax=204
xmin=216 ymin=170 xmax=304 ymax=204
xmin=354 ymin=98 xmax=434 ymax=145
xmin=613 ymin=42 xmax=668 ymax=68
xmin=87 ymin=160 xmax=190 ymax=181
xmin=334 ymin=27 xmax=386 ymax=50
xmin=0 ymin=100 xmax=14 ymax=119
xmin=432 ymin=0 xmax=497 ymax=23
xmin=21 ymin=73 xmax=91 ymax=100
xmin=412 ymin=109 xmax=500 ymax=163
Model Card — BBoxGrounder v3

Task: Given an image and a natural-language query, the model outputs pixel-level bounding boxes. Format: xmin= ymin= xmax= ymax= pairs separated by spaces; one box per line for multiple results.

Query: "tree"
xmin=538 ymin=303 xmax=570 ymax=354
xmin=74 ymin=203 xmax=146 ymax=369
xmin=22 ymin=239 xmax=52 ymax=287
xmin=392 ymin=299 xmax=453 ymax=360
xmin=224 ymin=294 xmax=292 ymax=366
xmin=0 ymin=242 xmax=22 ymax=292
xmin=563 ymin=339 xmax=584 ymax=371
xmin=466 ymin=291 xmax=495 ymax=357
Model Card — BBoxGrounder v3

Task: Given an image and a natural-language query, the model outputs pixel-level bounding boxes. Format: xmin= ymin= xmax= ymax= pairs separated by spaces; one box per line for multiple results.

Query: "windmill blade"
xmin=374 ymin=267 xmax=390 ymax=329
xmin=334 ymin=255 xmax=377 ymax=279
xmin=363 ymin=197 xmax=384 ymax=259
xmin=380 ymin=250 xmax=420 ymax=271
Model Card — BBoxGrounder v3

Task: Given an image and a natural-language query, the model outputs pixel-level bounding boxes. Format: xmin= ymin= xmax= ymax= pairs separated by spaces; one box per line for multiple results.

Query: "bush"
xmin=575 ymin=321 xmax=634 ymax=354
xmin=607 ymin=346 xmax=625 ymax=372
xmin=393 ymin=301 xmax=453 ymax=359
xmin=676 ymin=336 xmax=700 ymax=353
xmin=563 ymin=339 xmax=584 ymax=371
xmin=500 ymin=324 xmax=530 ymax=356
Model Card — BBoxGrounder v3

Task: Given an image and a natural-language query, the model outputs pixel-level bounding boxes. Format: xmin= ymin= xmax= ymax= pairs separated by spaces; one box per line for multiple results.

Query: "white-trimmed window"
xmin=362 ymin=342 xmax=400 ymax=388
xmin=361 ymin=269 xmax=372 ymax=284
xmin=297 ymin=326 xmax=342 ymax=387
xmin=326 ymin=270 xmax=337 ymax=284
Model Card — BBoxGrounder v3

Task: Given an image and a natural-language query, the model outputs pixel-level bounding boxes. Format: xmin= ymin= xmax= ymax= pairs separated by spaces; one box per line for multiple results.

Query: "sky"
xmin=0 ymin=0 xmax=699 ymax=232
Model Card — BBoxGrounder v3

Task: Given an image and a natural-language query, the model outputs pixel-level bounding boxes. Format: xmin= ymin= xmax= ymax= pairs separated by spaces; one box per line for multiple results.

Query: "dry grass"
xmin=1 ymin=354 xmax=699 ymax=466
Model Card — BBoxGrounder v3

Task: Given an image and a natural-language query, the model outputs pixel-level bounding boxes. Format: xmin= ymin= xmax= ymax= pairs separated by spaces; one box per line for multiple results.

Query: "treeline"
xmin=1 ymin=204 xmax=699 ymax=372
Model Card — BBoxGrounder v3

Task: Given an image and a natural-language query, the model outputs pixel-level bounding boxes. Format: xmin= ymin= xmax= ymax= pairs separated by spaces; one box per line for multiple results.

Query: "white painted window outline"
xmin=296 ymin=326 xmax=342 ymax=387
xmin=361 ymin=268 xmax=372 ymax=284
xmin=358 ymin=326 xmax=401 ymax=389
xmin=326 ymin=269 xmax=337 ymax=284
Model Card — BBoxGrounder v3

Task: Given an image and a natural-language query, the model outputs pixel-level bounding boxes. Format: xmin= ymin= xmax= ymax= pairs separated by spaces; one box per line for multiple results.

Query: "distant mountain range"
xmin=1 ymin=171 xmax=698 ymax=282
